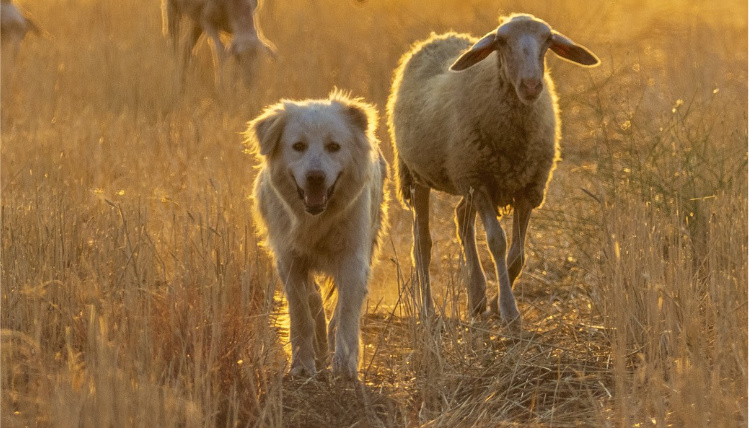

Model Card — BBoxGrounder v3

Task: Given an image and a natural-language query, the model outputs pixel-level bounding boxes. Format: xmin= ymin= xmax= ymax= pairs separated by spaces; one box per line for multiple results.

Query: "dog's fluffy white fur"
xmin=246 ymin=91 xmax=388 ymax=380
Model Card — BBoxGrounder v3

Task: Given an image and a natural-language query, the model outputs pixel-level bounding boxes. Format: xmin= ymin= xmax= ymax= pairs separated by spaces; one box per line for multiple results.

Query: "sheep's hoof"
xmin=421 ymin=305 xmax=437 ymax=321
xmin=288 ymin=363 xmax=317 ymax=379
xmin=500 ymin=314 xmax=523 ymax=334
xmin=487 ymin=295 xmax=500 ymax=315
xmin=314 ymin=368 xmax=332 ymax=383
xmin=331 ymin=354 xmax=358 ymax=383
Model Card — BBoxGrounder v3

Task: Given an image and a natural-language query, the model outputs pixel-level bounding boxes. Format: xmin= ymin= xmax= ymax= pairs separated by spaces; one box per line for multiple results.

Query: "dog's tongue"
xmin=304 ymin=190 xmax=327 ymax=208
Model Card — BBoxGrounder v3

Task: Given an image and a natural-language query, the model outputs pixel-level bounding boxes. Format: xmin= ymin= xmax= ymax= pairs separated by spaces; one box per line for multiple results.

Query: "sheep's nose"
xmin=306 ymin=170 xmax=326 ymax=187
xmin=521 ymin=79 xmax=543 ymax=96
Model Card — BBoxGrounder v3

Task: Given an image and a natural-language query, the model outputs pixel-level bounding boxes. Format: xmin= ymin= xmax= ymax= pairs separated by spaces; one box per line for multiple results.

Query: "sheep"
xmin=386 ymin=13 xmax=599 ymax=326
xmin=161 ymin=0 xmax=276 ymax=86
xmin=1 ymin=0 xmax=40 ymax=60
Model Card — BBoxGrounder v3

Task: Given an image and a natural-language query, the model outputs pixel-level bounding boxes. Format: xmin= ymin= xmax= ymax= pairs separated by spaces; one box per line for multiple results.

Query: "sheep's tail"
xmin=396 ymin=155 xmax=414 ymax=207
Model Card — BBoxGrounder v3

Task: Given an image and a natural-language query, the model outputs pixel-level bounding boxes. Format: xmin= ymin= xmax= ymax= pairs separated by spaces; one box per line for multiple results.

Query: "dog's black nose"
xmin=306 ymin=170 xmax=326 ymax=186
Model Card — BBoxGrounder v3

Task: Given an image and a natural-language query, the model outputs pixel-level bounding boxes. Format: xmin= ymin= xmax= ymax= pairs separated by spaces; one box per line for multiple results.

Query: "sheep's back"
xmin=398 ymin=33 xmax=472 ymax=83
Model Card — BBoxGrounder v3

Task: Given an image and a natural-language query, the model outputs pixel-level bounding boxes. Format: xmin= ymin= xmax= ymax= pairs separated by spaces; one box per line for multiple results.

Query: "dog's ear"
xmin=245 ymin=103 xmax=286 ymax=157
xmin=341 ymin=100 xmax=378 ymax=136
xmin=345 ymin=103 xmax=370 ymax=133
xmin=328 ymin=89 xmax=378 ymax=135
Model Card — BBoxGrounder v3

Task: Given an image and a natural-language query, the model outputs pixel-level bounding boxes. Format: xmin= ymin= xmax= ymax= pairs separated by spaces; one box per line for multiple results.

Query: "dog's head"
xmin=246 ymin=91 xmax=378 ymax=216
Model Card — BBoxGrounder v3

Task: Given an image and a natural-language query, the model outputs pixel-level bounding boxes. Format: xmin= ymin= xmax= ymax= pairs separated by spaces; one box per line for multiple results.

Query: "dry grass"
xmin=1 ymin=0 xmax=747 ymax=426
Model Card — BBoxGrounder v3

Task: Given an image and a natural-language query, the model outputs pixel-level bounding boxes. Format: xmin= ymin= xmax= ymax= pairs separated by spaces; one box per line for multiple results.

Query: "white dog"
xmin=246 ymin=91 xmax=388 ymax=380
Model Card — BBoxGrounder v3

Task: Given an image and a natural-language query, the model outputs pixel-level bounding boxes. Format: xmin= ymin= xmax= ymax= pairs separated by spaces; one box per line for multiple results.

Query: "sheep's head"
xmin=450 ymin=14 xmax=599 ymax=105
xmin=228 ymin=34 xmax=277 ymax=83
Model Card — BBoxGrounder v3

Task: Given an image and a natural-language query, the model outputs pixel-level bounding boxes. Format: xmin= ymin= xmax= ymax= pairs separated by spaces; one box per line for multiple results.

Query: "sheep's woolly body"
xmin=387 ymin=31 xmax=561 ymax=212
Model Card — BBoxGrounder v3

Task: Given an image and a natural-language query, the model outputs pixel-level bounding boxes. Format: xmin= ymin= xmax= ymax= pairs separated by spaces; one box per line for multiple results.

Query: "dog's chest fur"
xmin=288 ymin=215 xmax=347 ymax=259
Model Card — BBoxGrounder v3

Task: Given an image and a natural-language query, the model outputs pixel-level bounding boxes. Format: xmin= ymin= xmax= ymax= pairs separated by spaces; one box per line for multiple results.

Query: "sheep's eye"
xmin=292 ymin=142 xmax=307 ymax=152
xmin=326 ymin=142 xmax=341 ymax=153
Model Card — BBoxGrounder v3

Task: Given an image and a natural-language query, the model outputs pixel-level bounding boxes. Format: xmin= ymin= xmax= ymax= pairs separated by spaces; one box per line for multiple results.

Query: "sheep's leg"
xmin=10 ymin=37 xmax=22 ymax=63
xmin=277 ymin=257 xmax=317 ymax=377
xmin=174 ymin=23 xmax=202 ymax=89
xmin=182 ymin=23 xmax=202 ymax=69
xmin=397 ymin=157 xmax=415 ymax=205
xmin=411 ymin=184 xmax=434 ymax=318
xmin=487 ymin=199 xmax=533 ymax=315
xmin=455 ymin=197 xmax=487 ymax=317
xmin=309 ymin=280 xmax=329 ymax=370
xmin=202 ymin=25 xmax=227 ymax=88
xmin=164 ymin=0 xmax=180 ymax=54
xmin=508 ymin=199 xmax=532 ymax=284
xmin=473 ymin=192 xmax=521 ymax=327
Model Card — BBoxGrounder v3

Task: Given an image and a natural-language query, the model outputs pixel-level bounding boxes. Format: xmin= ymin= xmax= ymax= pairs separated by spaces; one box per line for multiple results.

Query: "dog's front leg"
xmin=309 ymin=280 xmax=329 ymax=369
xmin=278 ymin=256 xmax=317 ymax=377
xmin=331 ymin=258 xmax=369 ymax=381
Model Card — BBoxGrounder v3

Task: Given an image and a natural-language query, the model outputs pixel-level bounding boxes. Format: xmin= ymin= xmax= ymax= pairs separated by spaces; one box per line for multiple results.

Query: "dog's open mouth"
xmin=300 ymin=187 xmax=331 ymax=215
xmin=294 ymin=174 xmax=341 ymax=215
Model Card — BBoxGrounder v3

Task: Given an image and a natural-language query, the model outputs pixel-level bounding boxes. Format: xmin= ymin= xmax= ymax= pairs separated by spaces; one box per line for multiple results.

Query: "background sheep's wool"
xmin=1 ymin=0 xmax=747 ymax=427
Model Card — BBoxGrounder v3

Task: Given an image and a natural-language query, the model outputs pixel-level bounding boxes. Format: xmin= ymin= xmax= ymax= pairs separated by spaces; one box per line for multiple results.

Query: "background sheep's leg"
xmin=236 ymin=46 xmax=259 ymax=87
xmin=508 ymin=199 xmax=532 ymax=284
xmin=7 ymin=36 xmax=22 ymax=62
xmin=455 ymin=197 xmax=487 ymax=316
xmin=308 ymin=280 xmax=328 ymax=370
xmin=182 ymin=23 xmax=202 ymax=70
xmin=202 ymin=25 xmax=227 ymax=87
xmin=164 ymin=0 xmax=180 ymax=55
xmin=411 ymin=184 xmax=434 ymax=317
xmin=277 ymin=258 xmax=317 ymax=377
xmin=473 ymin=193 xmax=521 ymax=326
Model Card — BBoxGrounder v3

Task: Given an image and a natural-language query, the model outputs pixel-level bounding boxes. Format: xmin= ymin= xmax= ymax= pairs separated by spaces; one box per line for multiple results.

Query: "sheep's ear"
xmin=550 ymin=32 xmax=600 ymax=67
xmin=245 ymin=104 xmax=286 ymax=156
xmin=450 ymin=31 xmax=497 ymax=72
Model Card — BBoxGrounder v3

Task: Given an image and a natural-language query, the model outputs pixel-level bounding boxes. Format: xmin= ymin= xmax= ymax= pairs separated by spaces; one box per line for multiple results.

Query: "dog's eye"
xmin=326 ymin=142 xmax=341 ymax=153
xmin=292 ymin=142 xmax=307 ymax=152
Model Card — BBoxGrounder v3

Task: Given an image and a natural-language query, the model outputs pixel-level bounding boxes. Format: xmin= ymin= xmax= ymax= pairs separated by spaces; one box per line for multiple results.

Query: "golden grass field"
xmin=1 ymin=0 xmax=747 ymax=426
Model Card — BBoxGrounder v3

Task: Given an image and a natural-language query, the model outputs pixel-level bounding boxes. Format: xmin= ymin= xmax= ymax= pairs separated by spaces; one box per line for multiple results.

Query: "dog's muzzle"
xmin=293 ymin=172 xmax=341 ymax=215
